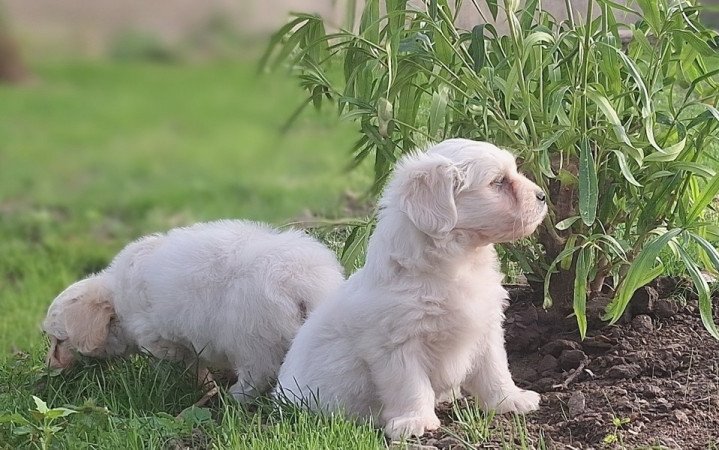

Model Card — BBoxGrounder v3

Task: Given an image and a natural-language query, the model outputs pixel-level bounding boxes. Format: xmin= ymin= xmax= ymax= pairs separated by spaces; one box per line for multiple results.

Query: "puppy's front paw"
xmin=384 ymin=414 xmax=441 ymax=440
xmin=229 ymin=380 xmax=260 ymax=404
xmin=492 ymin=388 xmax=540 ymax=414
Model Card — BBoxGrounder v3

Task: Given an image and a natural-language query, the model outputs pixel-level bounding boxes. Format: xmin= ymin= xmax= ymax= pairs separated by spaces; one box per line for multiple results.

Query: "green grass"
xmin=0 ymin=60 xmax=370 ymax=354
xmin=0 ymin=59 xmax=532 ymax=448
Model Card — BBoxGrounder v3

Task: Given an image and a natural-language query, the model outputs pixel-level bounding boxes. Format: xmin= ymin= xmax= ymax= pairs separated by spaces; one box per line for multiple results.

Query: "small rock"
xmin=630 ymin=286 xmax=658 ymax=316
xmin=658 ymin=437 xmax=681 ymax=449
xmin=586 ymin=294 xmax=623 ymax=326
xmin=568 ymin=391 xmax=586 ymax=418
xmin=434 ymin=436 xmax=461 ymax=450
xmin=558 ymin=349 xmax=587 ymax=371
xmin=604 ymin=355 xmax=628 ymax=366
xmin=582 ymin=335 xmax=616 ymax=353
xmin=512 ymin=365 xmax=539 ymax=383
xmin=605 ymin=363 xmax=642 ymax=379
xmin=673 ymin=410 xmax=689 ymax=423
xmin=653 ymin=298 xmax=679 ymax=318
xmin=533 ymin=377 xmax=558 ymax=393
xmin=642 ymin=385 xmax=663 ymax=398
xmin=614 ymin=388 xmax=628 ymax=396
xmin=538 ymin=354 xmax=559 ymax=374
xmin=504 ymin=304 xmax=540 ymax=352
xmin=654 ymin=397 xmax=673 ymax=412
xmin=541 ymin=339 xmax=582 ymax=357
xmin=618 ymin=342 xmax=635 ymax=352
xmin=631 ymin=314 xmax=654 ymax=333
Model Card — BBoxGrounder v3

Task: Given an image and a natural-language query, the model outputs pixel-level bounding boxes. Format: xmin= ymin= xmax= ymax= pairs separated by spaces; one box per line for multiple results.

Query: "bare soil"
xmin=422 ymin=279 xmax=719 ymax=449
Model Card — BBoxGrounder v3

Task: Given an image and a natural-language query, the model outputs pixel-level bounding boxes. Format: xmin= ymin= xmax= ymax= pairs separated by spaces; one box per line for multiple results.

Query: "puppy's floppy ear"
xmin=63 ymin=280 xmax=114 ymax=355
xmin=399 ymin=157 xmax=464 ymax=238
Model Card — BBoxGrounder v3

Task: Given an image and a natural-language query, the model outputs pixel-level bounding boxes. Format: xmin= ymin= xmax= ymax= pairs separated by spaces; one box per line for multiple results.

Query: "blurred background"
xmin=0 ymin=0 xmax=371 ymax=352
xmin=1 ymin=0 xmax=718 ymax=352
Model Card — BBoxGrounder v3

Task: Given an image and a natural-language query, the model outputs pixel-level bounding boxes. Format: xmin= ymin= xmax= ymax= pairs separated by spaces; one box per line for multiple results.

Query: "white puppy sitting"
xmin=43 ymin=220 xmax=344 ymax=402
xmin=276 ymin=139 xmax=547 ymax=439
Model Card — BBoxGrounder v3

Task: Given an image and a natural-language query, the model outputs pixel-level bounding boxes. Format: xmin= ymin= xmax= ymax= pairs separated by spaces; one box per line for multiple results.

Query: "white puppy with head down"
xmin=276 ymin=139 xmax=547 ymax=439
xmin=43 ymin=220 xmax=344 ymax=402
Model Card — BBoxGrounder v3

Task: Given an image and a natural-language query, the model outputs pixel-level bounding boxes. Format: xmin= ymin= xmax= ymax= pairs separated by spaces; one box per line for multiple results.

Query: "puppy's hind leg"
xmin=229 ymin=346 xmax=283 ymax=404
xmin=462 ymin=324 xmax=540 ymax=414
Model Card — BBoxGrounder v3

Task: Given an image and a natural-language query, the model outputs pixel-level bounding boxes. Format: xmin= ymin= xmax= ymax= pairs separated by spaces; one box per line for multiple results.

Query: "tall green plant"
xmin=263 ymin=0 xmax=719 ymax=338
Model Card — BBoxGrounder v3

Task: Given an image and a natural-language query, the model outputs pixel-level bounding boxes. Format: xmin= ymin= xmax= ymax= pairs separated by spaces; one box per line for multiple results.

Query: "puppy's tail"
xmin=298 ymin=263 xmax=344 ymax=318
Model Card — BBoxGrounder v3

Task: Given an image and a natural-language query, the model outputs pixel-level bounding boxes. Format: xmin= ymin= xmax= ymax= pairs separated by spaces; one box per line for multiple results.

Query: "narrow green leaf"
xmin=556 ymin=216 xmax=581 ymax=231
xmin=688 ymin=105 xmax=719 ymax=129
xmin=686 ymin=174 xmax=719 ymax=223
xmin=574 ymin=246 xmax=592 ymax=339
xmin=341 ymin=222 xmax=373 ymax=273
xmin=644 ymin=137 xmax=686 ymax=162
xmin=578 ymin=138 xmax=599 ymax=226
xmin=611 ymin=150 xmax=642 ymax=187
xmin=503 ymin=64 xmax=519 ymax=113
xmin=598 ymin=235 xmax=628 ymax=261
xmin=486 ymin=0 xmax=499 ymax=21
xmin=258 ymin=15 xmax=313 ymax=71
xmin=595 ymin=0 xmax=640 ymax=15
xmin=600 ymin=43 xmax=651 ymax=118
xmin=676 ymin=245 xmax=719 ymax=340
xmin=683 ymin=67 xmax=719 ymax=103
xmin=671 ymin=162 xmax=716 ymax=179
xmin=688 ymin=232 xmax=719 ymax=273
xmin=636 ymin=0 xmax=662 ymax=33
xmin=360 ymin=0 xmax=380 ymax=44
xmin=523 ymin=31 xmax=555 ymax=53
xmin=604 ymin=228 xmax=683 ymax=323
xmin=585 ymin=87 xmax=633 ymax=148
xmin=677 ymin=30 xmax=716 ymax=57
xmin=544 ymin=244 xmax=581 ymax=308
xmin=519 ymin=0 xmax=539 ymax=30
xmin=386 ymin=0 xmax=408 ymax=35
xmin=428 ymin=85 xmax=449 ymax=138
xmin=468 ymin=25 xmax=486 ymax=73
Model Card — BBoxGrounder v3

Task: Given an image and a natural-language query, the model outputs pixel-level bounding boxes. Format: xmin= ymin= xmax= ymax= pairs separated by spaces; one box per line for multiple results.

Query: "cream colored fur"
xmin=276 ymin=139 xmax=548 ymax=439
xmin=43 ymin=220 xmax=344 ymax=402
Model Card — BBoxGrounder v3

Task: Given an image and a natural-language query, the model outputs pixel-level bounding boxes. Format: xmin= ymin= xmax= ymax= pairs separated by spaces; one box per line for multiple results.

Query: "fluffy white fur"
xmin=276 ymin=139 xmax=548 ymax=439
xmin=43 ymin=220 xmax=344 ymax=402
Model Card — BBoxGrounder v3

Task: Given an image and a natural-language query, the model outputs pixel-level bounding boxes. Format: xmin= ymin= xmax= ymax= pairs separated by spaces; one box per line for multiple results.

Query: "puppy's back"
xmin=111 ymin=220 xmax=343 ymax=369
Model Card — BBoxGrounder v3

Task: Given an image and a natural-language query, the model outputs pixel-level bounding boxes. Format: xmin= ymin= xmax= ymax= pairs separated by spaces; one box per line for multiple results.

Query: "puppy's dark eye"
xmin=492 ymin=176 xmax=506 ymax=187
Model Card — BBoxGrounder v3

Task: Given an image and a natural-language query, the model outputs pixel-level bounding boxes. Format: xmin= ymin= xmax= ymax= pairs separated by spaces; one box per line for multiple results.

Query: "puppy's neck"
xmin=105 ymin=319 xmax=135 ymax=357
xmin=365 ymin=209 xmax=495 ymax=278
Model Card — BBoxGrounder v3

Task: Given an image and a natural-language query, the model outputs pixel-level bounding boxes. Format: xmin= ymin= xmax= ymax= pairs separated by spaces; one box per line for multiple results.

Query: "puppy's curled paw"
xmin=384 ymin=414 xmax=441 ymax=440
xmin=492 ymin=388 xmax=540 ymax=414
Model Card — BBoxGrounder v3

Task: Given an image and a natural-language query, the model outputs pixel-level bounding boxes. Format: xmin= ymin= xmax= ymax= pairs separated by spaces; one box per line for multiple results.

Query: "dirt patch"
xmin=421 ymin=280 xmax=719 ymax=449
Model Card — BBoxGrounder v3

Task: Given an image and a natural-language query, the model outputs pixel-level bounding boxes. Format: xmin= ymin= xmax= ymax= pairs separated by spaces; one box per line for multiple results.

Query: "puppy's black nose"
xmin=536 ymin=190 xmax=546 ymax=202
